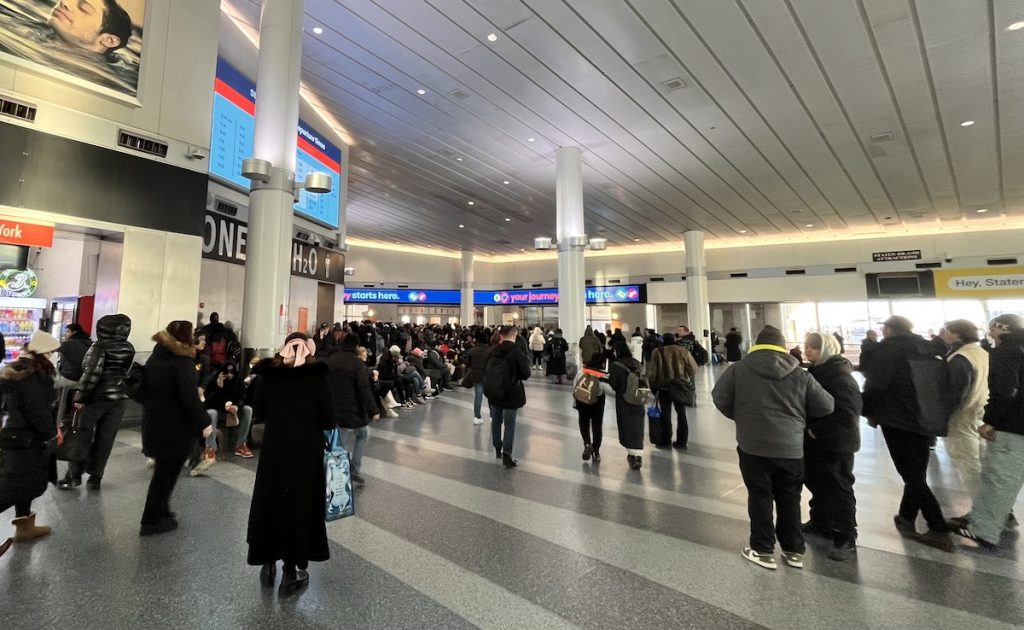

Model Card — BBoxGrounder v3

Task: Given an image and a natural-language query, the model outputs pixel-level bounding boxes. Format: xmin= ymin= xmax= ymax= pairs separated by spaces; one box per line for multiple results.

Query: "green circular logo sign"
xmin=0 ymin=269 xmax=38 ymax=298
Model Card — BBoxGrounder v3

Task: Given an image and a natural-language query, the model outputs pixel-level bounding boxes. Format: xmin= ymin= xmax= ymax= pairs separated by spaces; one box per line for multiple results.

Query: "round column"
xmin=242 ymin=0 xmax=305 ymax=357
xmin=556 ymin=147 xmax=586 ymax=357
xmin=684 ymin=230 xmax=711 ymax=354
xmin=460 ymin=250 xmax=475 ymax=326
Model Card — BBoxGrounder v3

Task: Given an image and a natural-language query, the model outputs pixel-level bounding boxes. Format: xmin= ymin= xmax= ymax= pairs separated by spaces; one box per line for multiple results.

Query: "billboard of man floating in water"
xmin=0 ymin=0 xmax=146 ymax=102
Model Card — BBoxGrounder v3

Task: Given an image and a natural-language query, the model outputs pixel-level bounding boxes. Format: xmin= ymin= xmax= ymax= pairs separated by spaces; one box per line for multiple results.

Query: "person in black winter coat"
xmin=463 ymin=333 xmax=492 ymax=424
xmin=0 ymin=331 xmax=61 ymax=555
xmin=138 ymin=322 xmax=213 ymax=536
xmin=725 ymin=328 xmax=743 ymax=363
xmin=247 ymin=333 xmax=335 ymax=596
xmin=803 ymin=332 xmax=863 ymax=561
xmin=545 ymin=330 xmax=569 ymax=384
xmin=55 ymin=323 xmax=92 ymax=386
xmin=325 ymin=335 xmax=378 ymax=485
xmin=608 ymin=342 xmax=647 ymax=470
xmin=861 ymin=315 xmax=952 ymax=552
xmin=60 ymin=313 xmax=135 ymax=490
xmin=484 ymin=326 xmax=531 ymax=468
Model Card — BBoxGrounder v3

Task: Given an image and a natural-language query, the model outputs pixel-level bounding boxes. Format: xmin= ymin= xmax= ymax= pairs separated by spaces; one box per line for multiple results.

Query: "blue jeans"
xmin=205 ymin=406 xmax=253 ymax=449
xmin=489 ymin=405 xmax=518 ymax=454
xmin=341 ymin=426 xmax=369 ymax=472
xmin=473 ymin=382 xmax=485 ymax=418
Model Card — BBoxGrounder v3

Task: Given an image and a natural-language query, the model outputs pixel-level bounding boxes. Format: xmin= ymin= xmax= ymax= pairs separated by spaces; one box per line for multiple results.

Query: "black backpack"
xmin=690 ymin=342 xmax=709 ymax=367
xmin=484 ymin=354 xmax=515 ymax=401
xmin=906 ymin=352 xmax=955 ymax=437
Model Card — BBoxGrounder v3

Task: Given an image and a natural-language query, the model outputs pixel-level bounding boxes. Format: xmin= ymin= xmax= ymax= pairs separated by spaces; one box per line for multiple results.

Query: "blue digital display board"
xmin=473 ymin=285 xmax=644 ymax=305
xmin=343 ymin=289 xmax=462 ymax=304
xmin=209 ymin=58 xmax=342 ymax=229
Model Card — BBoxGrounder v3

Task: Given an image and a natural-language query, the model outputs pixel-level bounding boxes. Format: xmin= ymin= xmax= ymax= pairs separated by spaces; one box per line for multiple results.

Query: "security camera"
xmin=186 ymin=145 xmax=207 ymax=160
xmin=945 ymin=257 xmax=953 ymax=264
xmin=311 ymin=235 xmax=323 ymax=247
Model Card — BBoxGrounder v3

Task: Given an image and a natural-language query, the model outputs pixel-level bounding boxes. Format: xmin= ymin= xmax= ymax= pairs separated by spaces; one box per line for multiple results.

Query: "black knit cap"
xmin=754 ymin=325 xmax=786 ymax=347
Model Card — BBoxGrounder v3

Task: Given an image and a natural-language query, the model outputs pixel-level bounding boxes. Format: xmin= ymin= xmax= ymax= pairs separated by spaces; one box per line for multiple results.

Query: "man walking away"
xmin=712 ymin=326 xmax=834 ymax=570
xmin=483 ymin=326 xmax=531 ymax=469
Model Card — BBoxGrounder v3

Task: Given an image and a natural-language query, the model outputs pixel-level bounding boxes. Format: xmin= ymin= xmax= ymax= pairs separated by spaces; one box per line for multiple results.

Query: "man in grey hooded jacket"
xmin=712 ymin=325 xmax=834 ymax=570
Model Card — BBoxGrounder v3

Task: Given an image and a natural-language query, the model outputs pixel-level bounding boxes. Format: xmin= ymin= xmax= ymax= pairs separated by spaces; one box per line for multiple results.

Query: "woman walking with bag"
xmin=646 ymin=332 xmax=698 ymax=450
xmin=0 ymin=331 xmax=61 ymax=557
xmin=138 ymin=321 xmax=213 ymax=536
xmin=247 ymin=333 xmax=335 ymax=596
xmin=609 ymin=343 xmax=646 ymax=470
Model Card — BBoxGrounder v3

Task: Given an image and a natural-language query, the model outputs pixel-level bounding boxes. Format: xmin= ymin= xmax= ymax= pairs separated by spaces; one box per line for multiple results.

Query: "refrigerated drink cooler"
xmin=0 ymin=296 xmax=46 ymax=365
xmin=49 ymin=295 xmax=95 ymax=340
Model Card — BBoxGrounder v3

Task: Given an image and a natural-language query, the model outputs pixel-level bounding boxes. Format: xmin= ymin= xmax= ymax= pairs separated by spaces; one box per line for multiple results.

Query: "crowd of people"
xmin=0 ymin=309 xmax=1022 ymax=591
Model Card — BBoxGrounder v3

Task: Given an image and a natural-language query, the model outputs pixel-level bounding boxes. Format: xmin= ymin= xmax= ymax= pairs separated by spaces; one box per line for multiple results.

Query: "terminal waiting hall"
xmin=1 ymin=1 xmax=1024 ymax=628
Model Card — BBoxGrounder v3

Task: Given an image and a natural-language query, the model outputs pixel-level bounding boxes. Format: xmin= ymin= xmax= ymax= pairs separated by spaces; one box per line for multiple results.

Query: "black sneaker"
xmin=495 ymin=447 xmax=502 ymax=459
xmin=801 ymin=520 xmax=832 ymax=537
xmin=913 ymin=529 xmax=955 ymax=552
xmin=57 ymin=475 xmax=82 ymax=490
xmin=140 ymin=517 xmax=179 ymax=537
xmin=260 ymin=563 xmax=277 ymax=587
xmin=672 ymin=441 xmax=688 ymax=451
xmin=592 ymin=450 xmax=601 ymax=463
xmin=893 ymin=515 xmax=916 ymax=537
xmin=86 ymin=477 xmax=102 ymax=490
xmin=582 ymin=444 xmax=593 ymax=461
xmin=279 ymin=568 xmax=309 ymax=596
xmin=502 ymin=453 xmax=518 ymax=469
xmin=828 ymin=540 xmax=857 ymax=562
xmin=627 ymin=455 xmax=642 ymax=470
xmin=351 ymin=472 xmax=366 ymax=486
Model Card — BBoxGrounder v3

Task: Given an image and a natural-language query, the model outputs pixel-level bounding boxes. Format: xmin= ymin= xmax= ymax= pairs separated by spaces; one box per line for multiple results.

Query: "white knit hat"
xmin=27 ymin=330 xmax=61 ymax=355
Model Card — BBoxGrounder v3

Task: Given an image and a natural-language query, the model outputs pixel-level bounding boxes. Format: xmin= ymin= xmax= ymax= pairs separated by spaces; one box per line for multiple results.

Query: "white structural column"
xmin=683 ymin=230 xmax=711 ymax=353
xmin=556 ymin=147 xmax=586 ymax=354
xmin=460 ymin=250 xmax=475 ymax=326
xmin=241 ymin=0 xmax=304 ymax=355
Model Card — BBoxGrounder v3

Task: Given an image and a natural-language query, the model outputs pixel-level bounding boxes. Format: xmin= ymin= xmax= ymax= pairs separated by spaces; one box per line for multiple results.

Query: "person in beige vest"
xmin=939 ymin=320 xmax=990 ymax=512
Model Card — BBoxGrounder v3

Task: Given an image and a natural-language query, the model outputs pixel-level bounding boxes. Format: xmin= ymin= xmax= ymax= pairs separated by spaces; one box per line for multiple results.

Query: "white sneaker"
xmin=385 ymin=409 xmax=399 ymax=418
xmin=473 ymin=417 xmax=484 ymax=425
xmin=742 ymin=547 xmax=777 ymax=570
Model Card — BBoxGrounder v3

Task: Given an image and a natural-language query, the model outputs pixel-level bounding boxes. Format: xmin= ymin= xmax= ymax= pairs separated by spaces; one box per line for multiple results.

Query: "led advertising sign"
xmin=343 ymin=289 xmax=462 ymax=304
xmin=474 ymin=285 xmax=644 ymax=305
xmin=209 ymin=58 xmax=342 ymax=228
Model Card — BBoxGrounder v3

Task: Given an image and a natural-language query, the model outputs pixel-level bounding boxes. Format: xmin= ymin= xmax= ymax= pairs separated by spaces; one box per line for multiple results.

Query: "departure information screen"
xmin=209 ymin=58 xmax=342 ymax=228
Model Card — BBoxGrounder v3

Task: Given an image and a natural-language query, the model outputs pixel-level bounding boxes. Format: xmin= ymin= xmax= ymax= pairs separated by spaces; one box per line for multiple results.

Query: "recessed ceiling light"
xmin=502 ymin=180 xmax=510 ymax=185
xmin=633 ymin=238 xmax=641 ymax=242
xmin=805 ymin=223 xmax=814 ymax=228
xmin=527 ymin=137 xmax=536 ymax=142
xmin=739 ymin=229 xmax=748 ymax=234
xmin=467 ymin=201 xmax=474 ymax=205
xmin=505 ymin=217 xmax=512 ymax=222
xmin=487 ymin=33 xmax=498 ymax=42
xmin=312 ymin=26 xmax=323 ymax=35
xmin=520 ymin=248 xmax=526 ymax=252
xmin=416 ymin=88 xmax=426 ymax=95
xmin=977 ymin=208 xmax=988 ymax=213
xmin=458 ymin=224 xmax=465 ymax=228
xmin=1008 ymin=21 xmax=1024 ymax=30
xmin=455 ymin=156 xmax=464 ymax=161
xmin=960 ymin=120 xmax=975 ymax=127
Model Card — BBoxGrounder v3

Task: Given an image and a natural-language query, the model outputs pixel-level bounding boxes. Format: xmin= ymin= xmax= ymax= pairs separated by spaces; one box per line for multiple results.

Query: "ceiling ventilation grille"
xmin=437 ymin=148 xmax=456 ymax=157
xmin=117 ymin=129 xmax=168 ymax=158
xmin=662 ymin=77 xmax=687 ymax=92
xmin=988 ymin=257 xmax=1017 ymax=266
xmin=448 ymin=89 xmax=469 ymax=100
xmin=215 ymin=201 xmax=238 ymax=217
xmin=870 ymin=132 xmax=895 ymax=143
xmin=0 ymin=95 xmax=37 ymax=122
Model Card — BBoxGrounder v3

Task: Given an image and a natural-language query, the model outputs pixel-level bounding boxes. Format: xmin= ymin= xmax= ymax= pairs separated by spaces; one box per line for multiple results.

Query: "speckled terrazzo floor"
xmin=3 ymin=366 xmax=1023 ymax=629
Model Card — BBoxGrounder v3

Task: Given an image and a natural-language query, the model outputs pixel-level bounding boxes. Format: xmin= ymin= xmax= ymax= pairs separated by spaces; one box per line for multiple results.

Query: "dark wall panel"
xmin=0 ymin=121 xmax=206 ymax=236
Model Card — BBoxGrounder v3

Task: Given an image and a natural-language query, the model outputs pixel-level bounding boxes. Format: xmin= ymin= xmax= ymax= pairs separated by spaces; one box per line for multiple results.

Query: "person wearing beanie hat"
xmin=862 ymin=314 xmax=957 ymax=552
xmin=0 ymin=330 xmax=60 ymax=555
xmin=390 ymin=345 xmax=402 ymax=358
xmin=325 ymin=336 xmax=378 ymax=486
xmin=712 ymin=325 xmax=834 ymax=570
xmin=802 ymin=332 xmax=863 ymax=561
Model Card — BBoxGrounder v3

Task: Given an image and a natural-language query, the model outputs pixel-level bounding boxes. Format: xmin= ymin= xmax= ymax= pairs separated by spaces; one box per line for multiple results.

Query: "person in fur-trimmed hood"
xmin=0 ymin=330 xmax=61 ymax=557
xmin=138 ymin=321 xmax=213 ymax=537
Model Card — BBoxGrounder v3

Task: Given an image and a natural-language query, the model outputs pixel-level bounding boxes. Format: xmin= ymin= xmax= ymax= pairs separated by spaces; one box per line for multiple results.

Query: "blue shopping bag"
xmin=324 ymin=429 xmax=355 ymax=521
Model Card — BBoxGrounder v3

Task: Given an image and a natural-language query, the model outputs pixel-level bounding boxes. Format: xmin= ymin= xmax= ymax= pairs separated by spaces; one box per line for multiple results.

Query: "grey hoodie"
xmin=712 ymin=347 xmax=834 ymax=459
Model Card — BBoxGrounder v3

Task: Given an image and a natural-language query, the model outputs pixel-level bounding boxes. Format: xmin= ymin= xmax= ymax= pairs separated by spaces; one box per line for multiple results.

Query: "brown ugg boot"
xmin=12 ymin=513 xmax=51 ymax=542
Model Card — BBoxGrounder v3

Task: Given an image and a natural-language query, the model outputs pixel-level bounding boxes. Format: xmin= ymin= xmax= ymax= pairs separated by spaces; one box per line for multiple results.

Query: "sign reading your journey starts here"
xmin=340 ymin=286 xmax=645 ymax=305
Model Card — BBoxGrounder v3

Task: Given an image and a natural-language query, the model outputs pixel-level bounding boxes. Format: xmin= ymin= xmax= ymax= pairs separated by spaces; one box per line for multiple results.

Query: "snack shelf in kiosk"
xmin=0 ymin=297 xmax=46 ymax=365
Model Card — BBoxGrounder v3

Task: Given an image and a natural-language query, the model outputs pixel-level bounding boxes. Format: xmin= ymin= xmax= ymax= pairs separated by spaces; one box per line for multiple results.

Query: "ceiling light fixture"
xmin=527 ymin=137 xmax=536 ymax=142
xmin=467 ymin=201 xmax=474 ymax=205
xmin=459 ymin=224 xmax=465 ymax=228
xmin=633 ymin=238 xmax=641 ymax=242
xmin=455 ymin=156 xmax=464 ymax=161
xmin=960 ymin=120 xmax=975 ymax=127
xmin=416 ymin=88 xmax=426 ymax=95
xmin=502 ymin=180 xmax=510 ymax=185
xmin=312 ymin=26 xmax=323 ymax=35
xmin=805 ymin=224 xmax=814 ymax=228
xmin=1008 ymin=21 xmax=1024 ymax=30
xmin=487 ymin=33 xmax=498 ymax=42
xmin=505 ymin=217 xmax=512 ymax=222
xmin=739 ymin=229 xmax=748 ymax=234
xmin=977 ymin=208 xmax=988 ymax=213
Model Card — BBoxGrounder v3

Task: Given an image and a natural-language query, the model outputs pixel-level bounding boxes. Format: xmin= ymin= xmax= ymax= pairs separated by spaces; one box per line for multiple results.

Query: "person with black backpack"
xmin=676 ymin=325 xmax=709 ymax=367
xmin=572 ymin=353 xmax=613 ymax=463
xmin=545 ymin=330 xmax=570 ymax=385
xmin=608 ymin=342 xmax=647 ymax=470
xmin=484 ymin=326 xmax=531 ymax=469
xmin=862 ymin=315 xmax=954 ymax=552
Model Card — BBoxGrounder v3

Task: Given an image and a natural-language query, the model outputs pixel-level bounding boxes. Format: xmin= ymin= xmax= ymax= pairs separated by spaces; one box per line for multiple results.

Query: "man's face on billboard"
xmin=49 ymin=0 xmax=121 ymax=53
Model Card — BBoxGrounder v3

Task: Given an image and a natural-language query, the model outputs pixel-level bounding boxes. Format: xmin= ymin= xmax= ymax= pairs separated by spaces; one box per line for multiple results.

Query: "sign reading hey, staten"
xmin=202 ymin=213 xmax=345 ymax=284
xmin=933 ymin=266 xmax=1024 ymax=298
xmin=872 ymin=250 xmax=922 ymax=262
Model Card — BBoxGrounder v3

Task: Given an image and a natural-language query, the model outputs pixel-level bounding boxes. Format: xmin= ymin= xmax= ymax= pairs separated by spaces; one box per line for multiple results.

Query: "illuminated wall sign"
xmin=0 ymin=269 xmax=38 ymax=297
xmin=933 ymin=266 xmax=1024 ymax=298
xmin=473 ymin=285 xmax=644 ymax=305
xmin=343 ymin=289 xmax=462 ymax=304
xmin=0 ymin=218 xmax=54 ymax=248
xmin=209 ymin=58 xmax=342 ymax=228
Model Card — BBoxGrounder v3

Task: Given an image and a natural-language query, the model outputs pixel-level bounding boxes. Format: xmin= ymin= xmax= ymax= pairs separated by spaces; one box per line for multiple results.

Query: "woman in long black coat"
xmin=0 ymin=331 xmax=61 ymax=555
xmin=724 ymin=328 xmax=743 ymax=363
xmin=139 ymin=321 xmax=212 ymax=536
xmin=247 ymin=333 xmax=335 ymax=596
xmin=608 ymin=342 xmax=646 ymax=470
